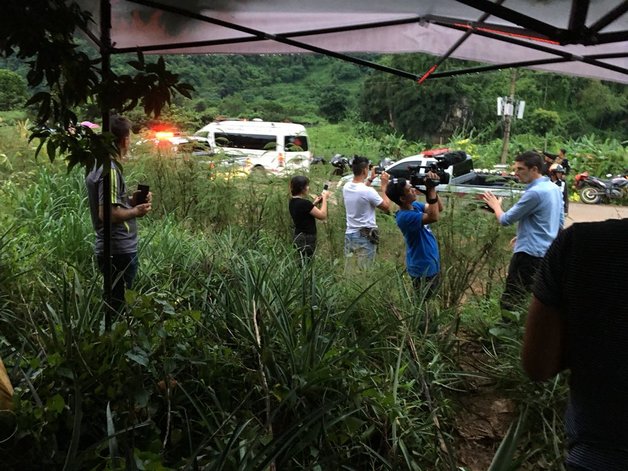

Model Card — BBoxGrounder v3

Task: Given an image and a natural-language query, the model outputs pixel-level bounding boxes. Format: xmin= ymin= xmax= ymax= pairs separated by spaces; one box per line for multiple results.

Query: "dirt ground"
xmin=451 ymin=203 xmax=627 ymax=469
xmin=565 ymin=202 xmax=628 ymax=227
xmin=454 ymin=337 xmax=516 ymax=471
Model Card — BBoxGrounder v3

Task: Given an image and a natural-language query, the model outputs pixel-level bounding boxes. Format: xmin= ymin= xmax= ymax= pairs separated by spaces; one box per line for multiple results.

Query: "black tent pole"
xmin=100 ymin=0 xmax=114 ymax=331
xmin=418 ymin=0 xmax=505 ymax=83
xmin=588 ymin=1 xmax=628 ymax=36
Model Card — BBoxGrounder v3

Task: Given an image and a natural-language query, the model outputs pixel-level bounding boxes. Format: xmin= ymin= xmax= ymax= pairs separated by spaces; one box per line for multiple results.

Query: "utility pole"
xmin=500 ymin=69 xmax=517 ymax=164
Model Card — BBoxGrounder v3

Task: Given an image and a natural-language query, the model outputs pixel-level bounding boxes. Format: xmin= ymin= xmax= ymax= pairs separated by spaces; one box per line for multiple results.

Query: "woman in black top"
xmin=288 ymin=175 xmax=329 ymax=260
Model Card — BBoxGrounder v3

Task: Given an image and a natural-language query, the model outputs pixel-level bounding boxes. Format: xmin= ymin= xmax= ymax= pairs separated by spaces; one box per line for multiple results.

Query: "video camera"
xmin=407 ymin=151 xmax=467 ymax=188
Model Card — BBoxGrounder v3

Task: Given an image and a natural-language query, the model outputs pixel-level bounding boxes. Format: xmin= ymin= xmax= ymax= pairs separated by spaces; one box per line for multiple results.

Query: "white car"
xmin=339 ymin=152 xmax=472 ymax=189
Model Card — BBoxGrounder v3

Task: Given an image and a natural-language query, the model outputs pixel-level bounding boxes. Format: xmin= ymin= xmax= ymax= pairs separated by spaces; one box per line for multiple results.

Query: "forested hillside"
xmin=2 ymin=52 xmax=627 ymax=141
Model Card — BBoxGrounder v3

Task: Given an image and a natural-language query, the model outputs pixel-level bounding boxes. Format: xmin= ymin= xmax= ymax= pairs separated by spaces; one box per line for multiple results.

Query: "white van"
xmin=194 ymin=119 xmax=311 ymax=174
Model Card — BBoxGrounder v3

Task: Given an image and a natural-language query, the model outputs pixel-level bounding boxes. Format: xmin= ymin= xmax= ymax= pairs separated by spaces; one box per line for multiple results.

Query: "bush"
xmin=0 ymin=69 xmax=28 ymax=111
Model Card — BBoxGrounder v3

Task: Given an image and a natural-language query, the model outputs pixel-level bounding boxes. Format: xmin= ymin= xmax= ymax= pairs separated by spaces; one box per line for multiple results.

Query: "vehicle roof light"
xmin=155 ymin=131 xmax=174 ymax=141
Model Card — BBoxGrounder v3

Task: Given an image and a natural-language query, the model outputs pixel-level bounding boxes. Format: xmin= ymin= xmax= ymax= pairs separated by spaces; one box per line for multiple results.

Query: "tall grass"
xmin=1 ymin=123 xmax=604 ymax=469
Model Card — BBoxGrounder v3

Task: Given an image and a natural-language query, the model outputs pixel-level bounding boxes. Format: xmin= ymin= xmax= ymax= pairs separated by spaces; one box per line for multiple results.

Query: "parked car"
xmin=339 ymin=150 xmax=524 ymax=198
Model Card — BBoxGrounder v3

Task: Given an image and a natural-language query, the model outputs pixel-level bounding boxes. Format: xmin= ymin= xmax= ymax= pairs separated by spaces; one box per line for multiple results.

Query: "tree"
xmin=359 ymin=54 xmax=465 ymax=141
xmin=318 ymin=87 xmax=349 ymax=123
xmin=526 ymin=108 xmax=561 ymax=136
xmin=577 ymin=80 xmax=628 ymax=130
xmin=0 ymin=69 xmax=27 ymax=110
xmin=221 ymin=94 xmax=247 ymax=117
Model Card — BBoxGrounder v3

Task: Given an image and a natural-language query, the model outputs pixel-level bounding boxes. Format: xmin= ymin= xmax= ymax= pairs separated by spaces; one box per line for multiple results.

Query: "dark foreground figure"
xmin=523 ymin=219 xmax=628 ymax=470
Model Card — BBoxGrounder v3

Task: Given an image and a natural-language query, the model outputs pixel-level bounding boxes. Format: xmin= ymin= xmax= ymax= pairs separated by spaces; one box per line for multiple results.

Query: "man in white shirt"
xmin=342 ymin=156 xmax=390 ymax=267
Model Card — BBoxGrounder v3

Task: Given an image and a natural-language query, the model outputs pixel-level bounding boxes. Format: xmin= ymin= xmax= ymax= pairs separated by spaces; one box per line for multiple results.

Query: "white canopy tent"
xmin=81 ymin=0 xmax=628 ymax=83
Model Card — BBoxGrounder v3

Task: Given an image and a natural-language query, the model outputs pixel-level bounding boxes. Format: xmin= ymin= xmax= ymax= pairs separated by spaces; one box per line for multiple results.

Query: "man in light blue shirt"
xmin=482 ymin=151 xmax=564 ymax=311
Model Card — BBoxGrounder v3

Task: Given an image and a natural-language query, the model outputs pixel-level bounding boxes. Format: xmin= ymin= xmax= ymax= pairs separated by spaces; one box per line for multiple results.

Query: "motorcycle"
xmin=575 ymin=171 xmax=628 ymax=204
xmin=330 ymin=154 xmax=351 ymax=176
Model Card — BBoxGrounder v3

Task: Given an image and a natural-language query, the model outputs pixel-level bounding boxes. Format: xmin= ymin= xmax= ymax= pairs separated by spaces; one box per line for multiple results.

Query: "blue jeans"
xmin=97 ymin=253 xmax=138 ymax=313
xmin=344 ymin=231 xmax=376 ymax=269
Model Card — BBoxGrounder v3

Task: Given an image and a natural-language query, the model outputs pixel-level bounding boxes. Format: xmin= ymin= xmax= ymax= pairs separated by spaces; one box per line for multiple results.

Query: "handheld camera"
xmin=407 ymin=151 xmax=466 ymax=188
xmin=371 ymin=158 xmax=394 ymax=175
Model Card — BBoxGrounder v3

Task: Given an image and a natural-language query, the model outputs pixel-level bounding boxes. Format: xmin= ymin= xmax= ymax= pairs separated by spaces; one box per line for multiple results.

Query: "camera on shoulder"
xmin=407 ymin=151 xmax=466 ymax=188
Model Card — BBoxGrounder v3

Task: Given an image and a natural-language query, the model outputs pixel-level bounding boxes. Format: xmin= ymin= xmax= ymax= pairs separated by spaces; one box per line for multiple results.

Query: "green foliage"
xmin=359 ymin=55 xmax=463 ymax=140
xmin=577 ymin=80 xmax=628 ymax=130
xmin=524 ymin=109 xmax=561 ymax=136
xmin=0 ymin=69 xmax=28 ymax=111
xmin=562 ymin=135 xmax=628 ymax=176
xmin=0 ymin=110 xmax=29 ymax=127
xmin=318 ymin=87 xmax=349 ymax=123
xmin=378 ymin=132 xmax=409 ymax=159
xmin=1 ymin=2 xmax=193 ymax=173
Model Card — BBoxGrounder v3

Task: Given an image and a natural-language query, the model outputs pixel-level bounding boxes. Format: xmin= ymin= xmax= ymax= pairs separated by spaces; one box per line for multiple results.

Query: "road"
xmin=565 ymin=202 xmax=628 ymax=227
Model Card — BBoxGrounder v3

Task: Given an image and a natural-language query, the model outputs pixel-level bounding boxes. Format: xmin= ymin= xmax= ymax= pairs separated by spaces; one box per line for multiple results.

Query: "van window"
xmin=285 ymin=135 xmax=309 ymax=152
xmin=215 ymin=132 xmax=277 ymax=151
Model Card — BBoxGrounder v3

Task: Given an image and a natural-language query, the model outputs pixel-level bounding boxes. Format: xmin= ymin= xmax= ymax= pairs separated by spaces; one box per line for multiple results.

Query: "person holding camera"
xmin=342 ymin=156 xmax=390 ymax=267
xmin=481 ymin=150 xmax=564 ymax=313
xmin=288 ymin=175 xmax=329 ymax=261
xmin=386 ymin=172 xmax=443 ymax=298
xmin=85 ymin=115 xmax=152 ymax=314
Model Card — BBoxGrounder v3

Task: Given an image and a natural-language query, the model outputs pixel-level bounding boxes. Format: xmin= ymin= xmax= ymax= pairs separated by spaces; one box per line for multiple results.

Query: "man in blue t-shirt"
xmin=385 ymin=171 xmax=443 ymax=298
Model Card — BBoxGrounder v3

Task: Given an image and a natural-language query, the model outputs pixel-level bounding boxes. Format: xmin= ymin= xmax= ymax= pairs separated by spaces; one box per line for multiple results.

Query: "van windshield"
xmin=214 ymin=132 xmax=277 ymax=151
xmin=285 ymin=135 xmax=309 ymax=152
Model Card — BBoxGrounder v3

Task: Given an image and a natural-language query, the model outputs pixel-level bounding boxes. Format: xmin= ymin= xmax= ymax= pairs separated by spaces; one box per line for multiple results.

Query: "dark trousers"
xmin=97 ymin=253 xmax=138 ymax=313
xmin=294 ymin=233 xmax=317 ymax=262
xmin=501 ymin=252 xmax=542 ymax=311
xmin=411 ymin=273 xmax=440 ymax=300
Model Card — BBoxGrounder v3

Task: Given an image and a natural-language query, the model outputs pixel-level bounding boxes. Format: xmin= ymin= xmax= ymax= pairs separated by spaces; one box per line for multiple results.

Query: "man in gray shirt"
xmin=85 ymin=116 xmax=152 ymax=313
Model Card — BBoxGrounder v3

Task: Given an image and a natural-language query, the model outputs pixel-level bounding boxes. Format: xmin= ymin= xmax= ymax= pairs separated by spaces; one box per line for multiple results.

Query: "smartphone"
xmin=136 ymin=184 xmax=149 ymax=205
xmin=323 ymin=182 xmax=330 ymax=191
